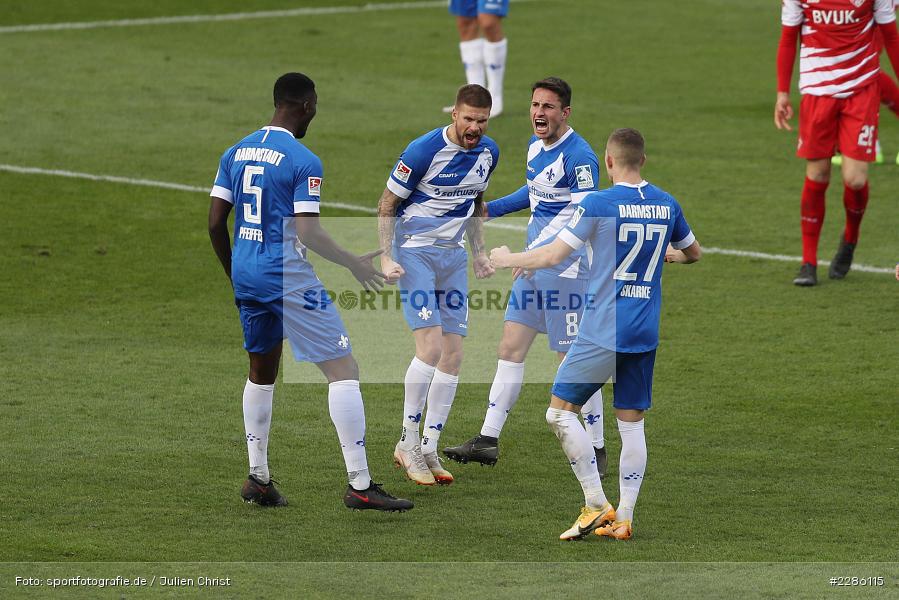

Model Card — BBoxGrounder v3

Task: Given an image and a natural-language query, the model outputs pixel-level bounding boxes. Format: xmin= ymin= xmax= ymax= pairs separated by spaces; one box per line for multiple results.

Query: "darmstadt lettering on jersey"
xmin=234 ymin=147 xmax=286 ymax=166
xmin=618 ymin=204 xmax=671 ymax=220
xmin=620 ymin=284 xmax=652 ymax=299
xmin=811 ymin=9 xmax=859 ymax=25
xmin=238 ymin=226 xmax=263 ymax=242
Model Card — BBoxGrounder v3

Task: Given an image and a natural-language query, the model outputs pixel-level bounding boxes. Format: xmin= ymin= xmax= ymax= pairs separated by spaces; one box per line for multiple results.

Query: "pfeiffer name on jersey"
xmin=155 ymin=576 xmax=231 ymax=587
xmin=239 ymin=226 xmax=263 ymax=242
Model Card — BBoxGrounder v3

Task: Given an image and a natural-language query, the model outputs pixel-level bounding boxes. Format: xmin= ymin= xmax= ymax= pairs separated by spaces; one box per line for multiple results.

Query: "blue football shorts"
xmin=395 ymin=245 xmax=469 ymax=336
xmin=504 ymin=271 xmax=588 ymax=352
xmin=551 ymin=339 xmax=656 ymax=410
xmin=236 ymin=284 xmax=352 ymax=363
xmin=449 ymin=0 xmax=509 ymax=18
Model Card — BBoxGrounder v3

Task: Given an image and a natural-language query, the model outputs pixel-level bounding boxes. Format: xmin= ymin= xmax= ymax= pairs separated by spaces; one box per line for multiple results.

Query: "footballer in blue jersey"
xmin=444 ymin=77 xmax=607 ymax=476
xmin=490 ymin=128 xmax=701 ymax=541
xmin=208 ymin=72 xmax=411 ymax=512
xmin=377 ymin=84 xmax=497 ymax=485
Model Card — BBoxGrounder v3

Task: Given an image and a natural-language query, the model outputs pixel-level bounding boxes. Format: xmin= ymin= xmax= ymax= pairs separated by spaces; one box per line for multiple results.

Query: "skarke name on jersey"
xmin=811 ymin=10 xmax=860 ymax=25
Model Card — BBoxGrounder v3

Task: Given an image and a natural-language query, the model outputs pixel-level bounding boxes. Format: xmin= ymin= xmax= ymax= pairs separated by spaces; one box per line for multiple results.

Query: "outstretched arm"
xmin=486 ymin=185 xmax=529 ymax=219
xmin=490 ymin=237 xmax=575 ymax=270
xmin=208 ymin=197 xmax=233 ymax=280
xmin=296 ymin=214 xmax=385 ymax=291
xmin=377 ymin=188 xmax=405 ymax=284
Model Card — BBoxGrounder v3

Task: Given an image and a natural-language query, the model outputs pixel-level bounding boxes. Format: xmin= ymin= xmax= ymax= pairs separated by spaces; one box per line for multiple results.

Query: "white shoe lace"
xmin=404 ymin=444 xmax=431 ymax=474
xmin=422 ymin=451 xmax=445 ymax=473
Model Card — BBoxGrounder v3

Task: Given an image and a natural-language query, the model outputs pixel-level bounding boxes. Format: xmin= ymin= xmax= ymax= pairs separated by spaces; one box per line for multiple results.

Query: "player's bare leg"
xmin=596 ymin=408 xmax=645 ymax=540
xmin=548 ymin=395 xmax=614 ymax=540
xmin=794 ymin=158 xmax=830 ymax=286
xmin=241 ymin=343 xmax=287 ymax=506
xmin=444 ymin=16 xmax=485 ymax=112
xmin=829 ymin=157 xmax=869 ymax=279
xmin=478 ymin=13 xmax=506 ymax=117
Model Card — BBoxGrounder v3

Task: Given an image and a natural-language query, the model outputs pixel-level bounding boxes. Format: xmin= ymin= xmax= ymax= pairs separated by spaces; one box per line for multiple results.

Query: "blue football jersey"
xmin=211 ymin=126 xmax=323 ymax=302
xmin=557 ymin=181 xmax=694 ymax=352
xmin=486 ymin=128 xmax=599 ymax=278
xmin=524 ymin=128 xmax=599 ymax=278
xmin=386 ymin=126 xmax=499 ymax=248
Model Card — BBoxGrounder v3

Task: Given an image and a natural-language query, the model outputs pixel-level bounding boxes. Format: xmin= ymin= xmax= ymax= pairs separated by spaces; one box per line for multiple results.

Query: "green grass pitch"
xmin=1 ymin=0 xmax=897 ymax=597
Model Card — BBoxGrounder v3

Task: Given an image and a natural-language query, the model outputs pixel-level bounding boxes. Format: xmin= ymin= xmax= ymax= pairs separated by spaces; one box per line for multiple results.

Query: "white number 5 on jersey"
xmin=242 ymin=165 xmax=265 ymax=224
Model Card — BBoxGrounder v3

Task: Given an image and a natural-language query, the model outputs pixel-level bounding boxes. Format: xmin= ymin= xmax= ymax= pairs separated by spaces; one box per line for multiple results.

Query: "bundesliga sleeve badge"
xmin=308 ymin=177 xmax=322 ymax=197
xmin=393 ymin=160 xmax=412 ymax=183
xmin=575 ymin=165 xmax=594 ymax=189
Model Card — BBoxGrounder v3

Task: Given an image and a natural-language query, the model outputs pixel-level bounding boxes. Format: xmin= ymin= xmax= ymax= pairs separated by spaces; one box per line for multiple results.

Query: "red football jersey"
xmin=782 ymin=0 xmax=897 ymax=97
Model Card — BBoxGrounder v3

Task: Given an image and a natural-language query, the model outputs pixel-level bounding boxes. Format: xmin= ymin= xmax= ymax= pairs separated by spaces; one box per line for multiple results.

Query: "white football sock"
xmin=480 ymin=359 xmax=525 ymax=438
xmin=483 ymin=38 xmax=507 ymax=115
xmin=328 ymin=380 xmax=371 ymax=490
xmin=420 ymin=369 xmax=460 ymax=455
xmin=546 ymin=407 xmax=607 ymax=509
xmin=459 ymin=38 xmax=486 ymax=87
xmin=243 ymin=379 xmax=273 ymax=483
xmin=581 ymin=389 xmax=605 ymax=449
xmin=400 ymin=357 xmax=435 ymax=450
xmin=617 ymin=418 xmax=647 ymax=523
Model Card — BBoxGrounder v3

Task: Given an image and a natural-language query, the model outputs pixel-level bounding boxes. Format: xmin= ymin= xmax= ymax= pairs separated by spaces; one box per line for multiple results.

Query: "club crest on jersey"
xmin=394 ymin=160 xmax=412 ymax=183
xmin=308 ymin=177 xmax=322 ymax=197
xmin=569 ymin=205 xmax=585 ymax=228
xmin=575 ymin=165 xmax=594 ymax=189
xmin=851 ymin=0 xmax=864 ymax=6
xmin=338 ymin=334 xmax=349 ymax=349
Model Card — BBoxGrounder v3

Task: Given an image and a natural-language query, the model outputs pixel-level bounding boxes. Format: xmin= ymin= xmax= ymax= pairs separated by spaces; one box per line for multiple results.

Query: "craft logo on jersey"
xmin=308 ymin=177 xmax=322 ymax=197
xmin=394 ymin=160 xmax=412 ymax=183
xmin=569 ymin=205 xmax=585 ymax=228
xmin=575 ymin=165 xmax=594 ymax=189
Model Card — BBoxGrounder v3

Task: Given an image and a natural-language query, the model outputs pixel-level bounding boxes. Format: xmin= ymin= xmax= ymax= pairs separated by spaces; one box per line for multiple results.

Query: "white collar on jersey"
xmin=541 ymin=126 xmax=575 ymax=151
xmin=441 ymin=126 xmax=468 ymax=151
xmin=261 ymin=126 xmax=293 ymax=135
xmin=614 ymin=180 xmax=649 ymax=188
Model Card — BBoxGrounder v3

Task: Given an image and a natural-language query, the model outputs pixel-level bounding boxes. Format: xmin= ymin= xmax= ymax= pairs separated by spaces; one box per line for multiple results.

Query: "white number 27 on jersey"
xmin=614 ymin=223 xmax=668 ymax=282
xmin=242 ymin=165 xmax=265 ymax=224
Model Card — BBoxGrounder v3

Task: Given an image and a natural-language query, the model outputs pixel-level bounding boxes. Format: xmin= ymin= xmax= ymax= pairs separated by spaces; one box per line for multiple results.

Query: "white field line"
xmin=0 ymin=0 xmax=536 ymax=34
xmin=1 ymin=163 xmax=893 ymax=274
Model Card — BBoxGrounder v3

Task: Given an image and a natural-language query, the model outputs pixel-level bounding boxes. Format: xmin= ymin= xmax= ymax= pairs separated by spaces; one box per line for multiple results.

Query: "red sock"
xmin=800 ymin=178 xmax=828 ymax=265
xmin=843 ymin=182 xmax=868 ymax=245
xmin=879 ymin=71 xmax=899 ymax=118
